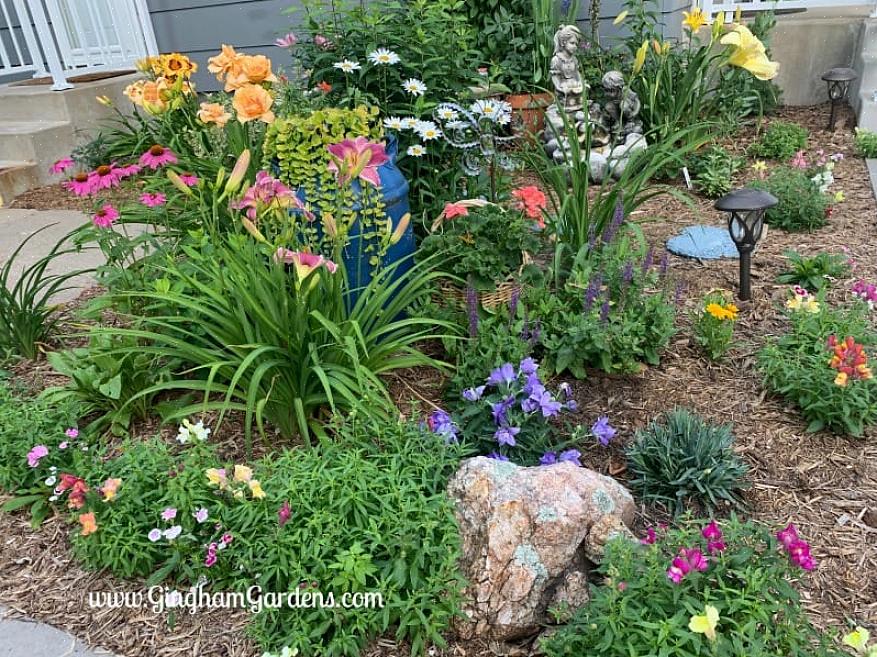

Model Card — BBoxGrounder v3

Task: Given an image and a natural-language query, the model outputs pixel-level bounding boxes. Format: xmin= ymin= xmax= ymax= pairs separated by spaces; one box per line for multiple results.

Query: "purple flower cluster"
xmin=426 ymin=409 xmax=459 ymax=443
xmin=539 ymin=449 xmax=582 ymax=466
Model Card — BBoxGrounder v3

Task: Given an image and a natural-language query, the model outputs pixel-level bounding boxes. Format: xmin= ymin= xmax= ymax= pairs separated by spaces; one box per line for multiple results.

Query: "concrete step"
xmin=0 ymin=120 xmax=73 ymax=168
xmin=0 ymin=85 xmax=70 ymax=121
xmin=0 ymin=159 xmax=39 ymax=206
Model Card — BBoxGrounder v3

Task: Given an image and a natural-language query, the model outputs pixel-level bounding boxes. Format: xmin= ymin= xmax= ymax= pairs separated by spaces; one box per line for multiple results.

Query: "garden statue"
xmin=542 ymin=25 xmax=648 ymax=183
xmin=550 ymin=24 xmax=586 ymax=113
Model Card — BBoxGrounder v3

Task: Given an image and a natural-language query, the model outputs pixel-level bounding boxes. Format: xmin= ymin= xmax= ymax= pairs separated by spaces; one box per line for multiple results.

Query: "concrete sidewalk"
xmin=0 ymin=606 xmax=115 ymax=657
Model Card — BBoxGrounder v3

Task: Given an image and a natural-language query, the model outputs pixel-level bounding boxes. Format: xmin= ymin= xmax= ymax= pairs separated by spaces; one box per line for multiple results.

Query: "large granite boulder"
xmin=447 ymin=457 xmax=635 ymax=642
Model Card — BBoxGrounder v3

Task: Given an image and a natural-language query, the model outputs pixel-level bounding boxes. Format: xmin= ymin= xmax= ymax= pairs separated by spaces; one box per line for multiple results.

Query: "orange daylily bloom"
xmin=232 ymin=84 xmax=275 ymax=124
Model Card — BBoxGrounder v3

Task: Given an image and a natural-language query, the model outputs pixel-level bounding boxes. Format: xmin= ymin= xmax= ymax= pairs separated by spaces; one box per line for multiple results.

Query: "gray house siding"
xmin=146 ymin=0 xmax=303 ymax=91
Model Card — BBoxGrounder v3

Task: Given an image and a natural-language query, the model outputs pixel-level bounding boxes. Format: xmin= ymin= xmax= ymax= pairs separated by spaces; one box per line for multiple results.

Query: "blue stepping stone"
xmin=666 ymin=225 xmax=739 ymax=260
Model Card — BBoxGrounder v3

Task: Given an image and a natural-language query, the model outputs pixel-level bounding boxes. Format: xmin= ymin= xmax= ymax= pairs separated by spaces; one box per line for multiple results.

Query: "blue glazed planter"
xmin=290 ymin=137 xmax=415 ymax=305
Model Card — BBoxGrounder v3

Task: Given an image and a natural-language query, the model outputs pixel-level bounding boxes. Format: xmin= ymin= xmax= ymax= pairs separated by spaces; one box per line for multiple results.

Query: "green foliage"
xmin=44 ymin=414 xmax=465 ymax=656
xmin=758 ymin=300 xmax=877 ymax=436
xmin=692 ymin=292 xmax=738 ymax=360
xmin=541 ymin=517 xmax=845 ymax=657
xmin=0 ymin=226 xmax=90 ymax=360
xmin=776 ymin=250 xmax=851 ymax=291
xmin=626 ymin=408 xmax=748 ymax=513
xmin=748 ymin=121 xmax=808 ymax=160
xmin=526 ymin=224 xmax=677 ymax=378
xmin=687 ymin=145 xmax=744 ymax=199
xmin=854 ymin=127 xmax=877 ymax=158
xmin=750 ymin=166 xmax=829 ymax=232
xmin=95 ymin=235 xmax=449 ymax=447
xmin=42 ymin=333 xmax=173 ymax=437
xmin=418 ymin=203 xmax=542 ymax=291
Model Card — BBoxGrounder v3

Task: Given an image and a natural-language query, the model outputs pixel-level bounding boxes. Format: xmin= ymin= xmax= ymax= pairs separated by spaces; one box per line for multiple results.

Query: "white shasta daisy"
xmin=436 ymin=105 xmax=459 ymax=121
xmin=368 ymin=48 xmax=400 ymax=65
xmin=414 ymin=120 xmax=441 ymax=140
xmin=402 ymin=78 xmax=427 ymax=96
xmin=383 ymin=116 xmax=406 ymax=130
xmin=333 ymin=59 xmax=362 ymax=73
xmin=406 ymin=144 xmax=426 ymax=157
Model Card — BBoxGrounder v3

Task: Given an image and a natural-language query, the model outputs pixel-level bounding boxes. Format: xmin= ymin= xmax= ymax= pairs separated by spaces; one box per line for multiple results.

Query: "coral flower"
xmin=197 ymin=101 xmax=232 ymax=127
xmin=140 ymin=145 xmax=178 ymax=169
xmin=317 ymin=81 xmax=332 ymax=94
xmin=63 ymin=172 xmax=95 ymax=197
xmin=512 ymin=186 xmax=548 ymax=226
xmin=232 ymin=84 xmax=275 ymax=124
xmin=79 ymin=512 xmax=98 ymax=536
xmin=238 ymin=54 xmax=278 ymax=85
xmin=139 ymin=192 xmax=166 ymax=208
xmin=50 ymin=157 xmax=74 ymax=175
xmin=92 ymin=204 xmax=120 ymax=229
xmin=100 ymin=478 xmax=122 ymax=502
xmin=326 ymin=137 xmax=389 ymax=188
xmin=443 ymin=202 xmax=469 ymax=220
xmin=178 ymin=172 xmax=199 ymax=187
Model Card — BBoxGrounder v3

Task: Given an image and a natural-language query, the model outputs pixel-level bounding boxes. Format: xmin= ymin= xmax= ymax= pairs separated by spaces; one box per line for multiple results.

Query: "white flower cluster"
xmin=176 ymin=418 xmax=211 ymax=444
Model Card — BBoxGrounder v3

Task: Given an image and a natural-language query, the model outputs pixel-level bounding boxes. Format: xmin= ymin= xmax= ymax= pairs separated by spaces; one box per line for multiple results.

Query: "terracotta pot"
xmin=507 ymin=92 xmax=553 ymax=140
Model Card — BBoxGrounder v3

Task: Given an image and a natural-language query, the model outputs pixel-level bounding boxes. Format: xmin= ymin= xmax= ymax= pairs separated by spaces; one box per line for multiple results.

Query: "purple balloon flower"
xmin=519 ymin=357 xmax=538 ymax=375
xmin=539 ymin=451 xmax=557 ymax=465
xmin=486 ymin=452 xmax=509 ymax=462
xmin=462 ymin=385 xmax=486 ymax=402
xmin=558 ymin=449 xmax=582 ymax=466
xmin=487 ymin=363 xmax=516 ymax=387
xmin=491 ymin=396 xmax=515 ymax=426
xmin=494 ymin=426 xmax=521 ymax=447
xmin=591 ymin=415 xmax=617 ymax=446
xmin=526 ymin=389 xmax=563 ymax=418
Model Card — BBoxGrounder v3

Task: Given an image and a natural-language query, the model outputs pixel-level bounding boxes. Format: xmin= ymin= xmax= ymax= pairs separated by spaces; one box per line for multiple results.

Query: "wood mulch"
xmin=0 ymin=103 xmax=875 ymax=656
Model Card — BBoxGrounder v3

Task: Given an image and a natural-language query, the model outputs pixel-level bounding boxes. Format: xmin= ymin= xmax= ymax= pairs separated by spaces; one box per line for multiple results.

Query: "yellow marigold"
xmin=232 ymin=84 xmax=275 ymax=124
xmin=198 ymin=101 xmax=231 ymax=127
xmin=720 ymin=24 xmax=780 ymax=80
xmin=161 ymin=52 xmax=197 ymax=79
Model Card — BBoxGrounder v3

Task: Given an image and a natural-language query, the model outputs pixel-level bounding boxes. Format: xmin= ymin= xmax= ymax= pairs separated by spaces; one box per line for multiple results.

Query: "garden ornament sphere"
xmin=716 ymin=188 xmax=778 ymax=301
xmin=821 ymin=67 xmax=858 ymax=131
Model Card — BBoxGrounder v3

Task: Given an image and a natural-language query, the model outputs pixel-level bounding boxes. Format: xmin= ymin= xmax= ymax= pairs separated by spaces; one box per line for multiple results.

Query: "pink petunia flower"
xmin=27 ymin=445 xmax=49 ymax=468
xmin=140 ymin=192 xmax=167 ymax=208
xmin=63 ymin=172 xmax=96 ymax=197
xmin=92 ymin=204 xmax=120 ymax=229
xmin=139 ymin=144 xmax=178 ymax=169
xmin=50 ymin=157 xmax=74 ymax=175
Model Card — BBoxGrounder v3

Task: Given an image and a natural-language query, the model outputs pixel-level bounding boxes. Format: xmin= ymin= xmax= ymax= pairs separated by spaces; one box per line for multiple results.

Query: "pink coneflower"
xmin=139 ymin=192 xmax=166 ymax=208
xmin=92 ymin=204 xmax=120 ymax=229
xmin=116 ymin=163 xmax=141 ymax=179
xmin=139 ymin=144 xmax=178 ymax=169
xmin=63 ymin=172 xmax=95 ymax=197
xmin=50 ymin=157 xmax=74 ymax=174
xmin=178 ymin=172 xmax=199 ymax=187
xmin=91 ymin=163 xmax=122 ymax=190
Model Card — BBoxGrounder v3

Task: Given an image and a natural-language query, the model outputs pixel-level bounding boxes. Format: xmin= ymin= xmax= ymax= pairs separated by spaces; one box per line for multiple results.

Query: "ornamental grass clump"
xmin=758 ymin=294 xmax=877 ymax=436
xmin=541 ymin=516 xmax=844 ymax=657
xmin=692 ymin=291 xmax=738 ymax=360
xmin=625 ymin=408 xmax=748 ymax=514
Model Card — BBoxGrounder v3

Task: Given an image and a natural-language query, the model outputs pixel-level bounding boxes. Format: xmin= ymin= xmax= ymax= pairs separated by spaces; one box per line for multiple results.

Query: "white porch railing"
xmin=700 ymin=0 xmax=877 ymax=18
xmin=0 ymin=0 xmax=157 ymax=91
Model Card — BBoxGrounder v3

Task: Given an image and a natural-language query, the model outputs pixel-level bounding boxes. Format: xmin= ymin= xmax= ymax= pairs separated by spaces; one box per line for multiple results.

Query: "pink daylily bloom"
xmin=50 ymin=157 xmax=74 ymax=175
xmin=326 ymin=137 xmax=388 ymax=188
xmin=139 ymin=144 xmax=178 ymax=169
xmin=274 ymin=248 xmax=338 ymax=278
xmin=140 ymin=192 xmax=167 ymax=208
xmin=275 ymin=33 xmax=297 ymax=47
xmin=92 ymin=204 xmax=120 ymax=229
xmin=233 ymin=171 xmax=311 ymax=222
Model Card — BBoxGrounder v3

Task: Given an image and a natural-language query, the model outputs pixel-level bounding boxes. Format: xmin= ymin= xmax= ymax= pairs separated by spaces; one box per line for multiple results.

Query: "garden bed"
xmin=1 ymin=103 xmax=875 ymax=656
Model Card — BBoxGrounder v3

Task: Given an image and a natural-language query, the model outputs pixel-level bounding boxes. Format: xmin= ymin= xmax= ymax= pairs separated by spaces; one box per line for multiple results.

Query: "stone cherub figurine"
xmin=601 ymin=70 xmax=643 ymax=139
xmin=550 ymin=24 xmax=586 ymax=113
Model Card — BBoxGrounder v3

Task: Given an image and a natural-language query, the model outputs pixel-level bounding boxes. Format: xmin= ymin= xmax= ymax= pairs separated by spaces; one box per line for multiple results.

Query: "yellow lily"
xmin=683 ymin=7 xmax=708 ymax=32
xmin=633 ymin=41 xmax=648 ymax=75
xmin=720 ymin=23 xmax=780 ymax=80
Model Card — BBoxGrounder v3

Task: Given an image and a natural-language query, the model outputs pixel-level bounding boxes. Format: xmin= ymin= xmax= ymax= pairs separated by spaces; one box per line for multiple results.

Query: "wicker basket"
xmin=430 ymin=199 xmax=531 ymax=311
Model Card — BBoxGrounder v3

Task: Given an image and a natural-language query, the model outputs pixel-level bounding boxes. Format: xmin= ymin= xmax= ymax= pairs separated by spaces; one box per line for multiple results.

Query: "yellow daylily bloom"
xmin=249 ymin=480 xmax=266 ymax=499
xmin=711 ymin=11 xmax=726 ymax=41
xmin=613 ymin=10 xmax=629 ymax=24
xmin=633 ymin=41 xmax=649 ymax=75
xmin=234 ymin=464 xmax=253 ymax=483
xmin=720 ymin=23 xmax=780 ymax=80
xmin=689 ymin=605 xmax=720 ymax=641
xmin=683 ymin=7 xmax=708 ymax=32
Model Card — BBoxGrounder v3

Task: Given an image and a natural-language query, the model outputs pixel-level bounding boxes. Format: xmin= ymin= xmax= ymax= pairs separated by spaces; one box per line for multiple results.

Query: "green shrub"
xmin=855 ymin=127 xmax=877 ymax=158
xmin=776 ymin=250 xmax=851 ymax=291
xmin=758 ymin=299 xmax=877 ymax=436
xmin=625 ymin=408 xmax=748 ymax=514
xmin=42 ymin=333 xmax=173 ymax=437
xmin=687 ymin=145 xmax=744 ymax=198
xmin=541 ymin=516 xmax=845 ymax=657
xmin=750 ymin=166 xmax=829 ymax=232
xmin=692 ymin=292 xmax=738 ymax=360
xmin=748 ymin=121 xmax=808 ymax=159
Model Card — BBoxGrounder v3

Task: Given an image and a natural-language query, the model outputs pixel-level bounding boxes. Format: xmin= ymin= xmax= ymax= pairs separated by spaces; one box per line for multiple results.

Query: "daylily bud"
xmin=633 ymin=41 xmax=648 ymax=75
xmin=322 ymin=212 xmax=337 ymax=238
xmin=712 ymin=11 xmax=725 ymax=41
xmin=96 ymin=95 xmax=113 ymax=107
xmin=389 ymin=213 xmax=410 ymax=246
xmin=226 ymin=149 xmax=251 ymax=193
xmin=734 ymin=4 xmax=742 ymax=23
xmin=652 ymin=39 xmax=662 ymax=55
xmin=613 ymin=9 xmax=628 ymax=24
xmin=215 ymin=167 xmax=226 ymax=190
xmin=241 ymin=217 xmax=266 ymax=242
xmin=167 ymin=170 xmax=193 ymax=196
